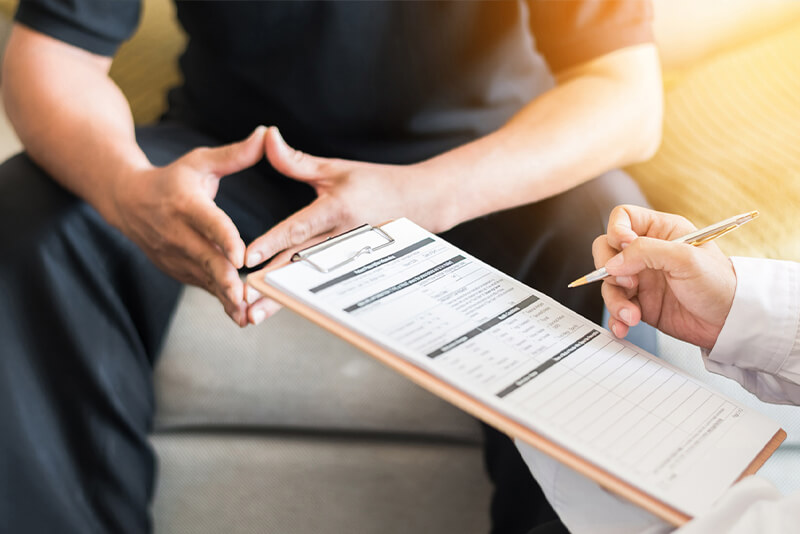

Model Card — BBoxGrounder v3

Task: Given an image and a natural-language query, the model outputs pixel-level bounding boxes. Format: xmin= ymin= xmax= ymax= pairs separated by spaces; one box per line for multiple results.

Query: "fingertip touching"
xmin=204 ymin=124 xmax=268 ymax=177
xmin=264 ymin=125 xmax=327 ymax=181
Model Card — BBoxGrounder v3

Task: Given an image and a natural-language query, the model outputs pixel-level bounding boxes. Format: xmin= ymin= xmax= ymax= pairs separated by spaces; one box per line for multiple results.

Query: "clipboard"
xmin=248 ymin=221 xmax=786 ymax=527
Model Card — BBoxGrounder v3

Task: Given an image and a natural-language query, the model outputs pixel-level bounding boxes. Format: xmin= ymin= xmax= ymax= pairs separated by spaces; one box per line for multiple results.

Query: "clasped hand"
xmin=109 ymin=126 xmax=447 ymax=326
xmin=593 ymin=205 xmax=737 ymax=350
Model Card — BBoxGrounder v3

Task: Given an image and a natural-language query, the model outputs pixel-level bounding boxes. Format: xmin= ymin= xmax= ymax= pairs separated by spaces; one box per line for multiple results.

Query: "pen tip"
xmin=568 ymin=277 xmax=587 ymax=288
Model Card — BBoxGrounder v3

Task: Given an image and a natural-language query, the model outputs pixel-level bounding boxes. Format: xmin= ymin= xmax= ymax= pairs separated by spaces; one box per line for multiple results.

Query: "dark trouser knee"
xmin=0 ymin=153 xmax=179 ymax=534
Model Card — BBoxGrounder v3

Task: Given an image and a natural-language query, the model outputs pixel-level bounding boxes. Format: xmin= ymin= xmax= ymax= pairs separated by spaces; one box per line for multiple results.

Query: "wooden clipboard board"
xmin=247 ymin=222 xmax=786 ymax=527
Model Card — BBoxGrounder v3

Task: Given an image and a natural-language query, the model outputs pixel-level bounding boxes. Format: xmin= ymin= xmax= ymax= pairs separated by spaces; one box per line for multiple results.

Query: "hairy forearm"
xmin=2 ymin=24 xmax=151 ymax=227
xmin=419 ymin=44 xmax=663 ymax=229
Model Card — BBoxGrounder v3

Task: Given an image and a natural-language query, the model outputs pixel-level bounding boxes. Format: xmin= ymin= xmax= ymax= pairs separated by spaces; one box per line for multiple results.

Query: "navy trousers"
xmin=0 ymin=121 xmax=648 ymax=533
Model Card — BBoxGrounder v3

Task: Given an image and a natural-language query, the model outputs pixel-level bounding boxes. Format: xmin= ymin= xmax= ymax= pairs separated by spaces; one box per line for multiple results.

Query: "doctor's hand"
xmin=593 ymin=205 xmax=737 ymax=350
xmin=110 ymin=126 xmax=268 ymax=327
xmin=243 ymin=127 xmax=453 ymax=324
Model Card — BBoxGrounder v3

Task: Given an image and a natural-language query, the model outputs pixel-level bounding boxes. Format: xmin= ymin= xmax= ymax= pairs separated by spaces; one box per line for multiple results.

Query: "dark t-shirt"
xmin=15 ymin=0 xmax=652 ymax=163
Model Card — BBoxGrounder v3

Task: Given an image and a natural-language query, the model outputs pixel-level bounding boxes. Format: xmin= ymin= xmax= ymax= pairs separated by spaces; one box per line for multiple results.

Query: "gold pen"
xmin=568 ymin=210 xmax=760 ymax=288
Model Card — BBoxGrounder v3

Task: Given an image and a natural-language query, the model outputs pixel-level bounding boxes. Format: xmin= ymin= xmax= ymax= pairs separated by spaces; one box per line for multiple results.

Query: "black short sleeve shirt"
xmin=15 ymin=0 xmax=653 ymax=163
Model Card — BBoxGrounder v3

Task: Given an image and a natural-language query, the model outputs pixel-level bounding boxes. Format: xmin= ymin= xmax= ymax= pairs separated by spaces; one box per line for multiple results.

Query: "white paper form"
xmin=262 ymin=218 xmax=782 ymax=518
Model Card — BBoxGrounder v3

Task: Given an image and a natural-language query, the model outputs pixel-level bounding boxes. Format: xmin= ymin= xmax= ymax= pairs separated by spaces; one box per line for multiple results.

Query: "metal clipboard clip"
xmin=291 ymin=224 xmax=396 ymax=273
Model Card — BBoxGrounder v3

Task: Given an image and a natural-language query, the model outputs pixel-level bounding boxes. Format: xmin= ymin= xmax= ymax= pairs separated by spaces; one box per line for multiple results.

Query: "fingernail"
xmin=247 ymin=252 xmax=263 ymax=268
xmin=251 ymin=308 xmax=266 ymax=325
xmin=611 ymin=322 xmax=622 ymax=337
xmin=616 ymin=276 xmax=633 ymax=287
xmin=264 ymin=299 xmax=283 ymax=315
xmin=620 ymin=242 xmax=630 ymax=250
xmin=246 ymin=286 xmax=261 ymax=302
xmin=606 ymin=252 xmax=624 ymax=269
xmin=620 ymin=308 xmax=632 ymax=325
xmin=229 ymin=248 xmax=244 ymax=269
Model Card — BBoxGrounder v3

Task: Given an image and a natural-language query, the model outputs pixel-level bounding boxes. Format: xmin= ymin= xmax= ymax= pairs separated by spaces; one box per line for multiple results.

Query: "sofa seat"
xmin=152 ymin=286 xmax=490 ymax=534
xmin=154 ymin=287 xmax=484 ymax=441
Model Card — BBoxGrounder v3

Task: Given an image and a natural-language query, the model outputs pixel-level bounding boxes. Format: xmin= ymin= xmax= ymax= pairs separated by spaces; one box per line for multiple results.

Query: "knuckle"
xmin=318 ymin=158 xmax=340 ymax=175
xmin=222 ymin=144 xmax=245 ymax=166
xmin=592 ymin=235 xmax=608 ymax=253
xmin=291 ymin=149 xmax=306 ymax=164
xmin=149 ymin=232 xmax=169 ymax=254
xmin=221 ymin=282 xmax=236 ymax=300
xmin=288 ymin=220 xmax=312 ymax=245
xmin=679 ymin=246 xmax=700 ymax=268
xmin=336 ymin=200 xmax=353 ymax=223
xmin=202 ymin=254 xmax=215 ymax=274
xmin=172 ymin=193 xmax=193 ymax=215
xmin=188 ymin=146 xmax=210 ymax=164
xmin=675 ymin=215 xmax=694 ymax=230
xmin=628 ymin=237 xmax=645 ymax=254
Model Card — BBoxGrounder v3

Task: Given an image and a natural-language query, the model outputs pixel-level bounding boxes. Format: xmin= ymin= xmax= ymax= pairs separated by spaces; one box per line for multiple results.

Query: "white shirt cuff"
xmin=707 ymin=257 xmax=800 ymax=376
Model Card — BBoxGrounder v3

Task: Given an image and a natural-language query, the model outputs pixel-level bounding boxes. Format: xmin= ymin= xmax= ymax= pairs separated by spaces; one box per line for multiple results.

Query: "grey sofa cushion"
xmin=152 ymin=433 xmax=491 ymax=534
xmin=154 ymin=287 xmax=482 ymax=442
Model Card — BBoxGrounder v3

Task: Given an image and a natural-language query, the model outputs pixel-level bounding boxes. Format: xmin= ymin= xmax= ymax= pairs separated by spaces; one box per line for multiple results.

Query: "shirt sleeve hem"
xmin=15 ymin=3 xmax=125 ymax=57
xmin=541 ymin=22 xmax=653 ymax=73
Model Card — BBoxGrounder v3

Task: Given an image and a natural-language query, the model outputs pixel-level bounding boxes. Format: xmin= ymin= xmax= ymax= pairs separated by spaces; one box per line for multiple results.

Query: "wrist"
xmin=409 ymin=158 xmax=471 ymax=233
xmin=104 ymin=158 xmax=156 ymax=231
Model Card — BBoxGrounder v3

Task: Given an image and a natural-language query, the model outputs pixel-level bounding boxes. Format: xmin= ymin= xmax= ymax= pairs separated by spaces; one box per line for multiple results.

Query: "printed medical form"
xmin=258 ymin=218 xmax=782 ymax=519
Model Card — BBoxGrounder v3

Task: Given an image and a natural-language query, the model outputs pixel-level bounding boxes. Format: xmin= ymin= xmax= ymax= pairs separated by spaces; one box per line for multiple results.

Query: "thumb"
xmin=195 ymin=125 xmax=267 ymax=176
xmin=264 ymin=126 xmax=338 ymax=181
xmin=605 ymin=237 xmax=699 ymax=278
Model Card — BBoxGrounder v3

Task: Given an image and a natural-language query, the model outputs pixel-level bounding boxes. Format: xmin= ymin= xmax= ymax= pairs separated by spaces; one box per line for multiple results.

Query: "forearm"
xmin=2 ymin=24 xmax=151 ymax=227
xmin=418 ymin=44 xmax=663 ymax=229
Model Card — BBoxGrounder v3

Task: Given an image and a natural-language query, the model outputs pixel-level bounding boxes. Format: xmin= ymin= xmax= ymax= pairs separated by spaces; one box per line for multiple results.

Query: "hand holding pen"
xmin=582 ymin=206 xmax=758 ymax=350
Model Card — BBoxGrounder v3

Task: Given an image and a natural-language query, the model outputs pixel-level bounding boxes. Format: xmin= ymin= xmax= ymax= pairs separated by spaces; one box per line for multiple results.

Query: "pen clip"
xmin=687 ymin=223 xmax=739 ymax=246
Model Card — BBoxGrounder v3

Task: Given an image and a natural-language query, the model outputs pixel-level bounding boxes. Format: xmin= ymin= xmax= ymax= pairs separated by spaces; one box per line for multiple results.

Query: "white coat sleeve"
xmin=676 ymin=477 xmax=800 ymax=534
xmin=704 ymin=257 xmax=800 ymax=405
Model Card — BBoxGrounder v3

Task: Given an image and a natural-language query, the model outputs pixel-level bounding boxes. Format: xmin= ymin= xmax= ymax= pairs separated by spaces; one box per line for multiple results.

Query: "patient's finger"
xmin=247 ymin=296 xmax=284 ymax=325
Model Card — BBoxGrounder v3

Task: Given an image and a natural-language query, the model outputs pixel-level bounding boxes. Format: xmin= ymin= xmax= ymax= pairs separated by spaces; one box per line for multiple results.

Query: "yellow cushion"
xmin=108 ymin=0 xmax=185 ymax=125
xmin=627 ymin=22 xmax=800 ymax=261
